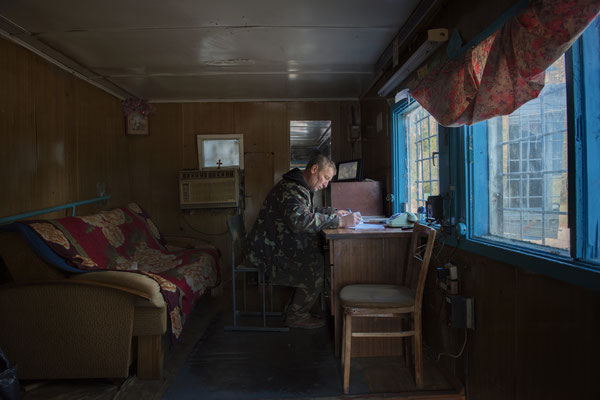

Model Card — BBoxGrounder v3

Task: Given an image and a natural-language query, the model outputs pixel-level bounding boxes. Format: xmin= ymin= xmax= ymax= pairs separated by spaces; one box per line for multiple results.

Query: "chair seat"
xmin=339 ymin=284 xmax=415 ymax=309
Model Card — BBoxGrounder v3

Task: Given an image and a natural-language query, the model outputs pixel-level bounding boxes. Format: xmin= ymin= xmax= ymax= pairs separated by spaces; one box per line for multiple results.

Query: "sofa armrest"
xmin=70 ymin=271 xmax=163 ymax=307
xmin=0 ymin=280 xmax=140 ymax=379
xmin=71 ymin=271 xmax=167 ymax=338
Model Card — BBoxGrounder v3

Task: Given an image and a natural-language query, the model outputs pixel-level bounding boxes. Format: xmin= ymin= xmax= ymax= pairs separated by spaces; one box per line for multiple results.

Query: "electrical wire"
xmin=437 ymin=328 xmax=468 ymax=361
xmin=433 ymin=236 xmax=446 ymax=264
xmin=183 ymin=213 xmax=229 ymax=236
xmin=446 ymin=234 xmax=462 ymax=264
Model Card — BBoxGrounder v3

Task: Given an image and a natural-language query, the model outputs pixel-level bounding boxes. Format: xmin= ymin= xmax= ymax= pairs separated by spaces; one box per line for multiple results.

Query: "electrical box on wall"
xmin=349 ymin=125 xmax=361 ymax=140
xmin=446 ymin=295 xmax=475 ymax=330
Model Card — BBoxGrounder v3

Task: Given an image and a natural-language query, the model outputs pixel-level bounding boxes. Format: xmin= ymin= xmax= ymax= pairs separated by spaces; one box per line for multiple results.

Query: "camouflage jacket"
xmin=246 ymin=168 xmax=340 ymax=278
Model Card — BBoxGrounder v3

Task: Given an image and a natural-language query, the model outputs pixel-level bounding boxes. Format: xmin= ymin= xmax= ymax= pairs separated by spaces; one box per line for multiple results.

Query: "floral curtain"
xmin=409 ymin=0 xmax=600 ymax=127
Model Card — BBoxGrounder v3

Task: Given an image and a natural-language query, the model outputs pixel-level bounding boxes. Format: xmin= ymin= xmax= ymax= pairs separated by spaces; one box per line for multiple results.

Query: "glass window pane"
xmin=404 ymin=104 xmax=440 ymax=211
xmin=203 ymin=139 xmax=240 ymax=168
xmin=423 ymin=160 xmax=430 ymax=182
xmin=404 ymin=106 xmax=439 ymax=212
xmin=473 ymin=56 xmax=569 ymax=253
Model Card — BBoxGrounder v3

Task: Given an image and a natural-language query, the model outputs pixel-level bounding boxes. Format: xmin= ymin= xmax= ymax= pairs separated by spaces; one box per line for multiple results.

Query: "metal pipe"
xmin=0 ymin=195 xmax=111 ymax=225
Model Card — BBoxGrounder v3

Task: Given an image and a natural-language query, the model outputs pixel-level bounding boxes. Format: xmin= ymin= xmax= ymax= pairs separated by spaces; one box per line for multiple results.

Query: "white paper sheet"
xmin=348 ymin=222 xmax=386 ymax=230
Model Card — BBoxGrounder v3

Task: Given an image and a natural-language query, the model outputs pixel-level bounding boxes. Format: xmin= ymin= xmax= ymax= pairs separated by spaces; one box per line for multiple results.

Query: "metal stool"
xmin=224 ymin=214 xmax=288 ymax=332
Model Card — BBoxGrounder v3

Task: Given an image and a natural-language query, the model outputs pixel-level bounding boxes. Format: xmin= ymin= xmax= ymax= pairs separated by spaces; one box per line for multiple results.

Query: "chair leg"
xmin=414 ymin=314 xmax=423 ymax=388
xmin=260 ymin=271 xmax=267 ymax=327
xmin=343 ymin=312 xmax=352 ymax=394
xmin=224 ymin=268 xmax=289 ymax=332
xmin=231 ymin=267 xmax=238 ymax=328
xmin=402 ymin=318 xmax=410 ymax=367
xmin=242 ymin=271 xmax=248 ymax=311
xmin=269 ymin=281 xmax=274 ymax=313
xmin=341 ymin=311 xmax=345 ymax=367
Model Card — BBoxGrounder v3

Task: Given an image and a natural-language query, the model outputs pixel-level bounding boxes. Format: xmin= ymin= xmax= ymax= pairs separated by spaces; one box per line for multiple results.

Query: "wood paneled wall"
xmin=127 ymin=100 xmax=358 ymax=236
xmin=127 ymin=100 xmax=358 ymax=282
xmin=1 ymin=36 xmax=358 ymax=283
xmin=360 ymin=99 xmax=392 ymax=214
xmin=0 ymin=38 xmax=130 ymax=219
xmin=422 ymin=247 xmax=600 ymax=400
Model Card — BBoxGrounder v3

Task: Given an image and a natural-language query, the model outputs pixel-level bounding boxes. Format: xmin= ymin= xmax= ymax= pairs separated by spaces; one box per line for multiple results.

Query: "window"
xmin=197 ymin=134 xmax=244 ymax=170
xmin=470 ymin=56 xmax=569 ymax=255
xmin=465 ymin=16 xmax=600 ymax=268
xmin=392 ymin=101 xmax=440 ymax=213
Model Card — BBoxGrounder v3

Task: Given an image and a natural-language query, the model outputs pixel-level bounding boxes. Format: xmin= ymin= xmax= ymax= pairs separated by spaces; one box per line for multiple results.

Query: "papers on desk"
xmin=348 ymin=221 xmax=386 ymax=230
xmin=361 ymin=216 xmax=388 ymax=223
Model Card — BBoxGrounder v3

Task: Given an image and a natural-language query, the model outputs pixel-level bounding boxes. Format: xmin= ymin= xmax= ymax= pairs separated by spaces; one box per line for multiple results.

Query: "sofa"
xmin=0 ymin=203 xmax=220 ymax=380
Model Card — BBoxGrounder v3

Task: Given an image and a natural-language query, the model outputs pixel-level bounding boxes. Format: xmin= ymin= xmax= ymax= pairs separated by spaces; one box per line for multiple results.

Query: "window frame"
xmin=453 ymin=23 xmax=600 ymax=290
xmin=391 ymin=98 xmax=444 ymax=214
xmin=391 ymin=97 xmax=416 ymax=214
xmin=390 ymin=19 xmax=600 ymax=291
xmin=467 ymin=68 xmax=570 ymax=256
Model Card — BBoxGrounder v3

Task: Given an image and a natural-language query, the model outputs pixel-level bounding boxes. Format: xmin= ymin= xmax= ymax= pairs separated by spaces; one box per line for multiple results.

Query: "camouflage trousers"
xmin=271 ymin=252 xmax=324 ymax=320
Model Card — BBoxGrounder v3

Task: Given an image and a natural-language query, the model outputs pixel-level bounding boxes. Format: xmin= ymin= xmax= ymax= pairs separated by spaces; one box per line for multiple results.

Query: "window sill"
xmin=443 ymin=234 xmax=600 ymax=292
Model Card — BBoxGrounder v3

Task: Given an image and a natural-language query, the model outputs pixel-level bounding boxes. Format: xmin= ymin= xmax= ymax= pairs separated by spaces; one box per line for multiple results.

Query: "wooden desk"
xmin=323 ymin=227 xmax=412 ymax=357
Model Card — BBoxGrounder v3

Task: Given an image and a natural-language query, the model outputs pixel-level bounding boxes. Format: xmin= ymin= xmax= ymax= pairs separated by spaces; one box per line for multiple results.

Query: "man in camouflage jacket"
xmin=247 ymin=154 xmax=361 ymax=329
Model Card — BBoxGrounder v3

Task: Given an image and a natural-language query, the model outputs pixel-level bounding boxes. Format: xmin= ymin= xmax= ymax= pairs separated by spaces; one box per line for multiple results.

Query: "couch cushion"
xmin=19 ymin=204 xmax=168 ymax=270
xmin=71 ymin=271 xmax=167 ymax=336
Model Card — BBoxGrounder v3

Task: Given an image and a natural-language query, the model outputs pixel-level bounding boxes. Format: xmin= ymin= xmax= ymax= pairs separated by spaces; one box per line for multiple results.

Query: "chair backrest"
xmin=227 ymin=214 xmax=246 ymax=268
xmin=403 ymin=223 xmax=437 ymax=309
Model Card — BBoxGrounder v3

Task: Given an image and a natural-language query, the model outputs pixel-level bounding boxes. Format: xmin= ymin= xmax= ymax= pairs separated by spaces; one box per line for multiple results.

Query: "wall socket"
xmin=444 ymin=263 xmax=458 ymax=280
xmin=446 ymin=295 xmax=475 ymax=330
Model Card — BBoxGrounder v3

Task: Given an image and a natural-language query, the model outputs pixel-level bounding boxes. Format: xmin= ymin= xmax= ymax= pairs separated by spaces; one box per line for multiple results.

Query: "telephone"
xmin=387 ymin=212 xmax=418 ymax=227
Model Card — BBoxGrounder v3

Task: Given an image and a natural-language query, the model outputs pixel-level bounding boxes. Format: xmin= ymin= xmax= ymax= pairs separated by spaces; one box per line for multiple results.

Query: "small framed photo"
xmin=335 ymin=159 xmax=363 ymax=181
xmin=126 ymin=113 xmax=149 ymax=136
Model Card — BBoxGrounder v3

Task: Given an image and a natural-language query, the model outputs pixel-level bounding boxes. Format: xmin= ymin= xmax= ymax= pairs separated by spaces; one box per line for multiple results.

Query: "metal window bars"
xmin=492 ymin=83 xmax=568 ymax=247
xmin=406 ymin=106 xmax=440 ymax=211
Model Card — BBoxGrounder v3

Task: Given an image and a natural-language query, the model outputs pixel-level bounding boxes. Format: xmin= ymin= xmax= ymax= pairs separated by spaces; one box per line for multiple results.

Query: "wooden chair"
xmin=339 ymin=223 xmax=437 ymax=393
xmin=223 ymin=214 xmax=288 ymax=332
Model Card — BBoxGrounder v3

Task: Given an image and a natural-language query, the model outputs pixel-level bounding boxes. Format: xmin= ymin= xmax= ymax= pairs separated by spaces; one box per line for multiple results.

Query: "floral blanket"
xmin=19 ymin=203 xmax=220 ymax=341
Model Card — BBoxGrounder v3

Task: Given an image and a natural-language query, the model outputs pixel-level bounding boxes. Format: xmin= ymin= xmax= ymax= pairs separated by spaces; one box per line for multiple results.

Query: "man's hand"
xmin=339 ymin=212 xmax=362 ymax=228
xmin=335 ymin=209 xmax=350 ymax=217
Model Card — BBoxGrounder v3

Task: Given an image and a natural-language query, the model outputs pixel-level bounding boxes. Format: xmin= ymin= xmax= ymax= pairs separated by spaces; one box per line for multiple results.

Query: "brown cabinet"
xmin=329 ymin=181 xmax=384 ymax=216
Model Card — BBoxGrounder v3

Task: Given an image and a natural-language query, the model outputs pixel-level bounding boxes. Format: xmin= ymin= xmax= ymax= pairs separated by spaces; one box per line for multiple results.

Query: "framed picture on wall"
xmin=126 ymin=113 xmax=149 ymax=136
xmin=335 ymin=159 xmax=363 ymax=181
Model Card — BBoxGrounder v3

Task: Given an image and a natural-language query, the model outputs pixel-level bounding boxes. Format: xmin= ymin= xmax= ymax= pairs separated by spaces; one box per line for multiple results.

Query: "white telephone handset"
xmin=388 ymin=212 xmax=418 ymax=227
